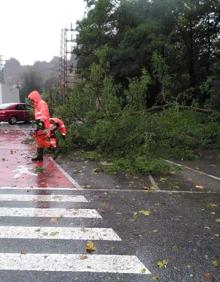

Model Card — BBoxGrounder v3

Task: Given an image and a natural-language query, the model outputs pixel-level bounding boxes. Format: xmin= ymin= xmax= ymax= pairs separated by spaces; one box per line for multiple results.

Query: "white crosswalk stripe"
xmin=0 ymin=187 xmax=151 ymax=275
xmin=0 ymin=193 xmax=88 ymax=202
xmin=0 ymin=226 xmax=121 ymax=241
xmin=0 ymin=253 xmax=150 ymax=274
xmin=0 ymin=207 xmax=102 ymax=218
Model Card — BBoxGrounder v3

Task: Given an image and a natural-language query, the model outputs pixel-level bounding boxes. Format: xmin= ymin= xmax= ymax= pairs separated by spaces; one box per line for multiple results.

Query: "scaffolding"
xmin=59 ymin=23 xmax=77 ymax=102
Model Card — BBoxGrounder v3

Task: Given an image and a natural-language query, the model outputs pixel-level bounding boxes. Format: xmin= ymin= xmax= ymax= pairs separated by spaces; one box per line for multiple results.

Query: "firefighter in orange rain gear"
xmin=28 ymin=90 xmax=51 ymax=161
xmin=49 ymin=117 xmax=67 ymax=159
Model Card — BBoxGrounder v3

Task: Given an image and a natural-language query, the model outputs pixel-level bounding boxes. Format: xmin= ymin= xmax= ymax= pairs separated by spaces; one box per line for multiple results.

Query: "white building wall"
xmin=0 ymin=83 xmax=20 ymax=104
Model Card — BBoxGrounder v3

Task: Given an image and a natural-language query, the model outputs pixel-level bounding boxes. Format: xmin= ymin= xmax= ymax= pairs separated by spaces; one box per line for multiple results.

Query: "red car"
xmin=0 ymin=103 xmax=30 ymax=125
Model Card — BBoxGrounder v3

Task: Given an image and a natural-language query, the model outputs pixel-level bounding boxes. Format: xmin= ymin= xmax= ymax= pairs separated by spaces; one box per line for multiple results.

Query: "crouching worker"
xmin=28 ymin=90 xmax=51 ymax=162
xmin=49 ymin=117 xmax=67 ymax=159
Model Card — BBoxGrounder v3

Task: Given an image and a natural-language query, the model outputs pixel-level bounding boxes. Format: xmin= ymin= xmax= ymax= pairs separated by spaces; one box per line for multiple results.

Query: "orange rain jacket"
xmin=28 ymin=90 xmax=51 ymax=148
xmin=50 ymin=117 xmax=67 ymax=136
xmin=49 ymin=117 xmax=67 ymax=148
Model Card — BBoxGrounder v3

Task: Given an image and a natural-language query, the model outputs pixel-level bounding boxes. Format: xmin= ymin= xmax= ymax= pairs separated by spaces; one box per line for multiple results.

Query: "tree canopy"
xmin=75 ymin=0 xmax=220 ymax=108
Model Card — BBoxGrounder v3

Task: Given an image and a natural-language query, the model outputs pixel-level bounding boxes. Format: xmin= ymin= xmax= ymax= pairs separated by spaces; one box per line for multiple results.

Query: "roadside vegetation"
xmin=26 ymin=0 xmax=220 ymax=175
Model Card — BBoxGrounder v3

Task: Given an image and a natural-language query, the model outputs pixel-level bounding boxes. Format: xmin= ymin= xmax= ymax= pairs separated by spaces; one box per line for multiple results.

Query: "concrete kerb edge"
xmin=49 ymin=157 xmax=83 ymax=190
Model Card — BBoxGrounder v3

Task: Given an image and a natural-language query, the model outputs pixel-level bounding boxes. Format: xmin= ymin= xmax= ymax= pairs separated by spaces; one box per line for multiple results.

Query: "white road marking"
xmin=49 ymin=157 xmax=83 ymax=190
xmin=165 ymin=159 xmax=220 ymax=181
xmin=0 ymin=208 xmax=102 ymax=218
xmin=0 ymin=187 xmax=77 ymax=191
xmin=0 ymin=226 xmax=121 ymax=241
xmin=0 ymin=253 xmax=150 ymax=274
xmin=12 ymin=165 xmax=37 ymax=178
xmin=148 ymin=175 xmax=159 ymax=190
xmin=0 ymin=194 xmax=88 ymax=202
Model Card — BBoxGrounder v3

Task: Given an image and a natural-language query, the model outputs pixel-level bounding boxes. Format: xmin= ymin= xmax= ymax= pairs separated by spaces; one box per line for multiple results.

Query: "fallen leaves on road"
xmin=211 ymin=259 xmax=219 ymax=268
xmin=156 ymin=259 xmax=168 ymax=268
xmin=83 ymin=184 xmax=92 ymax=189
xmin=80 ymin=255 xmax=88 ymax=260
xmin=85 ymin=241 xmax=96 ymax=253
xmin=93 ymin=168 xmax=102 ymax=174
xmin=50 ymin=231 xmax=59 ymax=237
xmin=172 ymin=244 xmax=178 ymax=253
xmin=207 ymin=203 xmax=218 ymax=209
xmin=35 ymin=167 xmax=45 ymax=173
xmin=134 ymin=209 xmax=151 ymax=218
xmin=150 ymin=275 xmax=160 ymax=281
xmin=159 ymin=177 xmax=168 ymax=182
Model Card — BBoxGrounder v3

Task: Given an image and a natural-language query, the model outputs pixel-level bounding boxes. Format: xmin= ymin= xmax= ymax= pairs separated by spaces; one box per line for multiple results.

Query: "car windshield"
xmin=0 ymin=103 xmax=15 ymax=110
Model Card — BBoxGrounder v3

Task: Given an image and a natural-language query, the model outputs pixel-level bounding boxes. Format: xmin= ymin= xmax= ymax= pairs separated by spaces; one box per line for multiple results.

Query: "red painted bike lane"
xmin=0 ymin=127 xmax=77 ymax=188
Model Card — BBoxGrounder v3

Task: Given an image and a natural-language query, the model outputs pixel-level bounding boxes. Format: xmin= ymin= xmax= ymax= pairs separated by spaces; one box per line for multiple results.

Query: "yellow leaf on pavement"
xmin=139 ymin=209 xmax=151 ymax=216
xmin=134 ymin=209 xmax=151 ymax=218
xmin=211 ymin=259 xmax=219 ymax=268
xmin=156 ymin=259 xmax=168 ymax=268
xmin=85 ymin=241 xmax=96 ymax=253
xmin=207 ymin=203 xmax=218 ymax=209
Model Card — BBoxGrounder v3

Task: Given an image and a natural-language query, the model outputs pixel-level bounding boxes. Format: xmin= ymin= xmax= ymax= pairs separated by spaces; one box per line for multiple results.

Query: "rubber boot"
xmin=32 ymin=148 xmax=44 ymax=161
xmin=53 ymin=148 xmax=60 ymax=160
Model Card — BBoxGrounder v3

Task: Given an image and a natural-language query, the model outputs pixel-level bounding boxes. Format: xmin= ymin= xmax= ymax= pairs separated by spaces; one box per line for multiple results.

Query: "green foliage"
xmin=79 ymin=150 xmax=102 ymax=161
xmin=55 ymin=0 xmax=220 ymax=175
xmin=99 ymin=157 xmax=171 ymax=175
xmin=141 ymin=108 xmax=220 ymax=160
xmin=56 ymin=43 xmax=220 ymax=174
xmin=200 ymin=61 xmax=220 ymax=110
xmin=124 ymin=69 xmax=151 ymax=110
xmin=75 ymin=0 xmax=220 ymax=106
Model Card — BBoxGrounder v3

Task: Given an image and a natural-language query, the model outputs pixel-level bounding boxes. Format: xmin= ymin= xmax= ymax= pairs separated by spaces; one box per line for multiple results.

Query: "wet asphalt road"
xmin=0 ymin=123 xmax=219 ymax=282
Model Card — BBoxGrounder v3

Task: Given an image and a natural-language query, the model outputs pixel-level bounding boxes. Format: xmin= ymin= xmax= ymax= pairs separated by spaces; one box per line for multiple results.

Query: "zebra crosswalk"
xmin=0 ymin=187 xmax=151 ymax=277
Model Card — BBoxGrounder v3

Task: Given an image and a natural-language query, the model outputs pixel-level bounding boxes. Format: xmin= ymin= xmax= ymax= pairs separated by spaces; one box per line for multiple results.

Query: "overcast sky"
xmin=0 ymin=0 xmax=86 ymax=65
